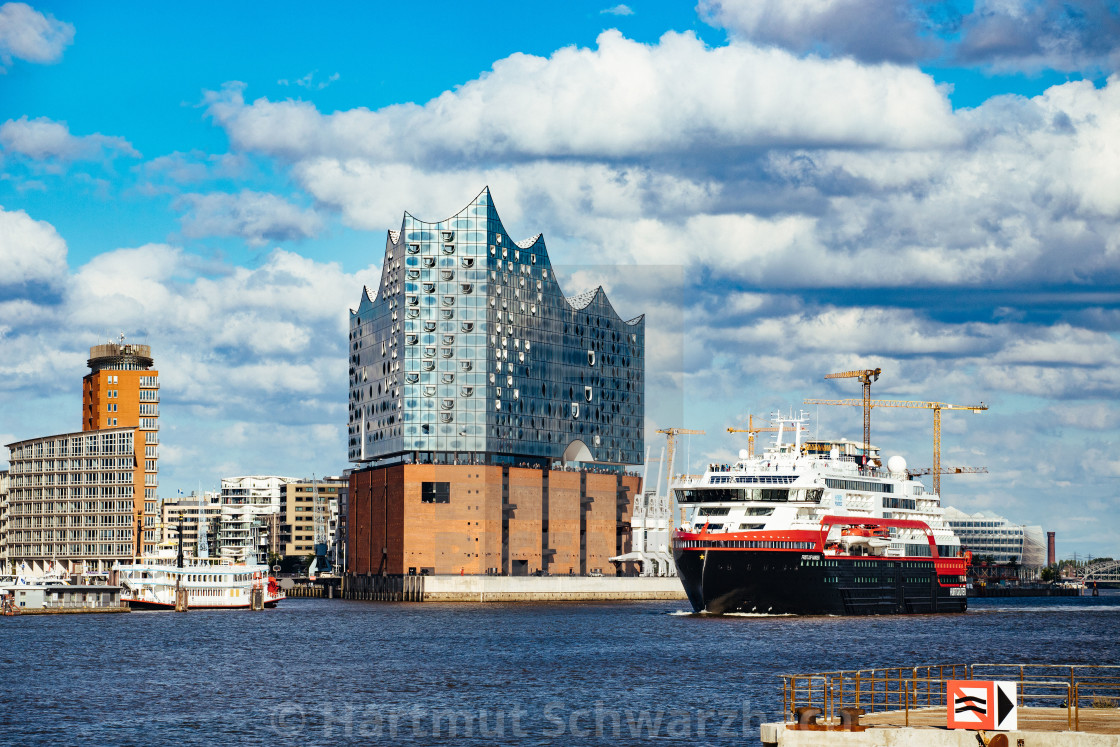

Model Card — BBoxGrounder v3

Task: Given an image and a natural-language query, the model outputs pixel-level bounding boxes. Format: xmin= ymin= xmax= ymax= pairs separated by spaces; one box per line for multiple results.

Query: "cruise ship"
xmin=671 ymin=414 xmax=969 ymax=615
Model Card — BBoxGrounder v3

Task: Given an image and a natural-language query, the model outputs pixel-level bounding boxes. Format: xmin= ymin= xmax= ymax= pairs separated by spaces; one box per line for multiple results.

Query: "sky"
xmin=1 ymin=0 xmax=1118 ymax=559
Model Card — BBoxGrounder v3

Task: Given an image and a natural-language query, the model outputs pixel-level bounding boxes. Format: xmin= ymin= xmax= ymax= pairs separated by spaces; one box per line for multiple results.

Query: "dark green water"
xmin=2 ymin=592 xmax=1117 ymax=745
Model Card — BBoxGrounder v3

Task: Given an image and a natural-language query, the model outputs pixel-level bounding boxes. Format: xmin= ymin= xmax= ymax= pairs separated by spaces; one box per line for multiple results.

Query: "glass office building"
xmin=348 ymin=188 xmax=644 ymax=467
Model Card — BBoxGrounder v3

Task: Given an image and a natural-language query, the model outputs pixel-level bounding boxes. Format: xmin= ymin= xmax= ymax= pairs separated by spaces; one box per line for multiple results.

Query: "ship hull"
xmin=674 ymin=548 xmax=967 ymax=615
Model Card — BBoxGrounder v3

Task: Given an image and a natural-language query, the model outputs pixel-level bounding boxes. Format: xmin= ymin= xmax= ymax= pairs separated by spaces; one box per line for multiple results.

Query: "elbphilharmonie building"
xmin=348 ymin=188 xmax=645 ymax=468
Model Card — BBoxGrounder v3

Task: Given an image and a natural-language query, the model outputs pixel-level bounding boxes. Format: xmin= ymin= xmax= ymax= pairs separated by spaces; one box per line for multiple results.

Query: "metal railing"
xmin=781 ymin=663 xmax=1120 ymax=731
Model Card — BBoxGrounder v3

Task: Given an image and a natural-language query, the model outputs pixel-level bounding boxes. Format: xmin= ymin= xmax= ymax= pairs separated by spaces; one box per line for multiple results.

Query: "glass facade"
xmin=349 ymin=188 xmax=644 ymax=466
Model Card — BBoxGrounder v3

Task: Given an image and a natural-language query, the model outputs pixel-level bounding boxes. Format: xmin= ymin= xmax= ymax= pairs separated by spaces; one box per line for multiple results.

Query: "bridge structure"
xmin=1074 ymin=559 xmax=1120 ymax=583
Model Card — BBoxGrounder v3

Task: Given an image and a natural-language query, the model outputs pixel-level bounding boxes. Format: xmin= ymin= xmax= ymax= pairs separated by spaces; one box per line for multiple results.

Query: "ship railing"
xmin=779 ymin=663 xmax=1120 ymax=730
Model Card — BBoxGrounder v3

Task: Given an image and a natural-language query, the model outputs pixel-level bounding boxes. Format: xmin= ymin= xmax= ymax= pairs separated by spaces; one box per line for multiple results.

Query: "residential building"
xmin=0 ymin=470 xmax=9 ymax=572
xmin=161 ymin=493 xmax=276 ymax=565
xmin=278 ymin=477 xmax=344 ymax=560
xmin=220 ymin=475 xmax=296 ymax=508
xmin=6 ymin=428 xmax=146 ymax=573
xmin=4 ymin=338 xmax=160 ymax=573
xmin=347 ymin=190 xmax=644 ymax=576
xmin=82 ymin=338 xmax=160 ymax=557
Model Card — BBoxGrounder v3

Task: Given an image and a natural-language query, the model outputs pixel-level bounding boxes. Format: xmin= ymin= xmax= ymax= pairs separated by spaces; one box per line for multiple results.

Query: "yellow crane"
xmin=803 ymin=398 xmax=988 ymax=495
xmin=823 ymin=368 xmax=881 ymax=459
xmin=727 ymin=414 xmax=804 ymax=457
xmin=656 ymin=427 xmax=705 ymax=524
xmin=907 ymin=466 xmax=988 ymax=478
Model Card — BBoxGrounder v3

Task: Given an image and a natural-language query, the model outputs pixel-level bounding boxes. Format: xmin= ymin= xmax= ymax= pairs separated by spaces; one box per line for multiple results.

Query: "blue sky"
xmin=2 ymin=1 xmax=1119 ymax=559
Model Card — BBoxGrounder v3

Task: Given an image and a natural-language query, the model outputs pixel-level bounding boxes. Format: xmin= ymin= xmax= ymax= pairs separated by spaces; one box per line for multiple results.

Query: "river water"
xmin=2 ymin=592 xmax=1117 ymax=745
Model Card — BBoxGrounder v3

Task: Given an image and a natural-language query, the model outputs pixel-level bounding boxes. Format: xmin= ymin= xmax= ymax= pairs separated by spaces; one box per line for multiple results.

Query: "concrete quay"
xmin=341 ymin=573 xmax=686 ymax=602
xmin=762 ymin=707 xmax=1120 ymax=746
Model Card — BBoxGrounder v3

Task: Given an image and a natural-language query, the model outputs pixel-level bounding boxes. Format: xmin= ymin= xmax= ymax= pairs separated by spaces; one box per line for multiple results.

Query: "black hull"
xmin=674 ymin=549 xmax=967 ymax=615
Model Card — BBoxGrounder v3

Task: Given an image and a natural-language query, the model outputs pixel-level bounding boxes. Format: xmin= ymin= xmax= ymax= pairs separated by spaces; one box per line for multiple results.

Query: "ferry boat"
xmin=671 ymin=414 xmax=969 ymax=615
xmin=116 ymin=558 xmax=285 ymax=610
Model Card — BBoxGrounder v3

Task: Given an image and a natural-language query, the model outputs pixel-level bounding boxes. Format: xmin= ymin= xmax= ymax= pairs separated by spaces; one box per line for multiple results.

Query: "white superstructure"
xmin=675 ymin=413 xmax=962 ymax=558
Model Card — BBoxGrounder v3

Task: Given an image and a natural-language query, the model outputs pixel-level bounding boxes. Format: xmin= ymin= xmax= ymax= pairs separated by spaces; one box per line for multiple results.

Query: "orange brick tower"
xmin=82 ymin=336 xmax=160 ymax=557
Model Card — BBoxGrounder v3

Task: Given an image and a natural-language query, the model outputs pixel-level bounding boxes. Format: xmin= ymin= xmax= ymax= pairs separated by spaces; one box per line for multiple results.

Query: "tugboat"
xmin=671 ymin=413 xmax=969 ymax=615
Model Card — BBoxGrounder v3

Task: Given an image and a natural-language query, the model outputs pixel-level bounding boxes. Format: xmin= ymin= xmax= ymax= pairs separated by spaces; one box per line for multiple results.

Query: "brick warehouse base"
xmin=348 ymin=464 xmax=641 ymax=577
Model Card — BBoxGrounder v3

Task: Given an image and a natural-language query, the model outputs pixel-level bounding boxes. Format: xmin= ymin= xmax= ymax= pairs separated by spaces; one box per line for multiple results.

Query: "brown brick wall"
xmin=348 ymin=464 xmax=641 ymax=576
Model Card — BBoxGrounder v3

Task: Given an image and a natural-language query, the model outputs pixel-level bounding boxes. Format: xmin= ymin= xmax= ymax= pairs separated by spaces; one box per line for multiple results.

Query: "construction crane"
xmin=823 ymin=368 xmax=881 ymax=459
xmin=907 ymin=466 xmax=988 ymax=478
xmin=308 ymin=474 xmax=332 ymax=578
xmin=727 ymin=414 xmax=804 ymax=458
xmin=655 ymin=427 xmax=705 ymax=524
xmin=803 ymin=398 xmax=988 ymax=495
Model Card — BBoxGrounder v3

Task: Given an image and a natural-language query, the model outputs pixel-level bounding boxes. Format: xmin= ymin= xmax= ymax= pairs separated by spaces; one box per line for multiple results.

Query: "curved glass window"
xmin=422 ymin=257 xmax=436 ymax=268
xmin=407 ymin=244 xmax=420 ymax=254
xmin=440 ymin=270 xmax=454 ymax=281
xmin=423 ymin=321 xmax=436 ymax=332
xmin=460 ymin=322 xmax=474 ymax=332
xmin=442 ymin=244 xmax=455 ymax=255
xmin=461 ymin=258 xmax=474 ymax=268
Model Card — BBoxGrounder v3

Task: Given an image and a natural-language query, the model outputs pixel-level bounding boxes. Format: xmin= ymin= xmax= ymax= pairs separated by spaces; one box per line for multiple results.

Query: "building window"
xmin=421 ymin=482 xmax=450 ymax=503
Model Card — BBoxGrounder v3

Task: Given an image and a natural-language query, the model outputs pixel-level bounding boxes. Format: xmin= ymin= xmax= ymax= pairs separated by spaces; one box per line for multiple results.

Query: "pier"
xmin=338 ymin=573 xmax=686 ymax=602
xmin=762 ymin=663 xmax=1120 ymax=746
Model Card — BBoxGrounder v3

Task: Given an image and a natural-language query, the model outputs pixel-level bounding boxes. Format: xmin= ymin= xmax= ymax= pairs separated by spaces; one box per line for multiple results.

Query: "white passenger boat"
xmin=117 ymin=558 xmax=285 ymax=610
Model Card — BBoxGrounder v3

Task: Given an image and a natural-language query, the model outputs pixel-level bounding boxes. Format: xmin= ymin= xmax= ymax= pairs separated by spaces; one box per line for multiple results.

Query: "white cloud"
xmin=0 ymin=116 xmax=139 ymax=162
xmin=601 ymin=4 xmax=634 ymax=15
xmin=0 ymin=204 xmax=67 ymax=286
xmin=205 ymin=31 xmax=959 ymax=162
xmin=0 ymin=2 xmax=74 ymax=69
xmin=697 ymin=0 xmax=935 ymax=63
xmin=141 ymin=150 xmax=249 ymax=185
xmin=175 ymin=190 xmax=323 ymax=246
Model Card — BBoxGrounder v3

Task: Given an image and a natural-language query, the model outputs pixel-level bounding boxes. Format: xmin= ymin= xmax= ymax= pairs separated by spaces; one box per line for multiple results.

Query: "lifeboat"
xmin=840 ymin=525 xmax=891 ymax=551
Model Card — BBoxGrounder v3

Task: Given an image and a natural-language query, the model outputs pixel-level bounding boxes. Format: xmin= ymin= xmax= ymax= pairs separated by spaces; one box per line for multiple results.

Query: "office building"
xmin=944 ymin=507 xmax=1046 ymax=569
xmin=348 ymin=190 xmax=644 ymax=576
